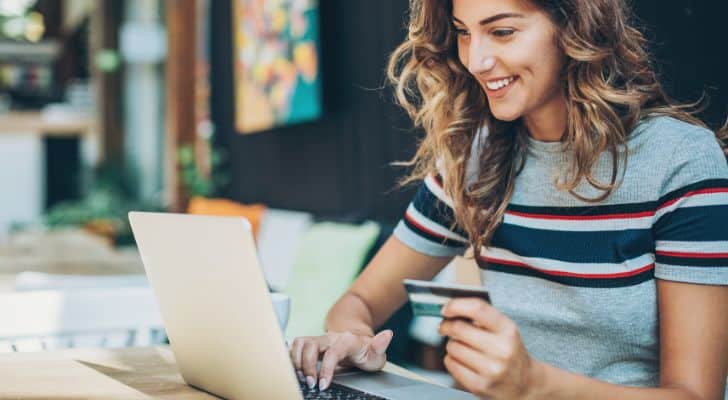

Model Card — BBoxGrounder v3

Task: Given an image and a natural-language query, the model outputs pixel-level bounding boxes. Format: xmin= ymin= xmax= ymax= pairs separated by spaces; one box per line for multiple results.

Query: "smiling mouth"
xmin=484 ymin=76 xmax=518 ymax=91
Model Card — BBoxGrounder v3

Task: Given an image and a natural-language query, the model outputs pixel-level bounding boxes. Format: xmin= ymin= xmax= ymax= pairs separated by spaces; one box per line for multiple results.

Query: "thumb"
xmin=370 ymin=330 xmax=394 ymax=355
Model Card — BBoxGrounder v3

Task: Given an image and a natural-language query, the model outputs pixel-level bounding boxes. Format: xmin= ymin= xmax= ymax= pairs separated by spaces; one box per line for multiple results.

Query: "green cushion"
xmin=284 ymin=221 xmax=380 ymax=339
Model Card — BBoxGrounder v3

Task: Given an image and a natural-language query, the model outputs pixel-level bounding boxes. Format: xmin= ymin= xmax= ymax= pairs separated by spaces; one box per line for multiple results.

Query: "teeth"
xmin=485 ymin=76 xmax=515 ymax=91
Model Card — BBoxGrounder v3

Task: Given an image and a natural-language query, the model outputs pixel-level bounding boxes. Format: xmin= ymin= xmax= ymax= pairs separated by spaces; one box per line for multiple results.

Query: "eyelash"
xmin=492 ymin=29 xmax=515 ymax=37
xmin=453 ymin=28 xmax=516 ymax=38
xmin=454 ymin=28 xmax=469 ymax=37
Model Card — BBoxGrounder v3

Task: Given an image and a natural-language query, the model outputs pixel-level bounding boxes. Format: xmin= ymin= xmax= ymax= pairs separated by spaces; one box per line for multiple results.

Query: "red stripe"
xmin=506 ymin=210 xmax=654 ymax=221
xmin=656 ymin=250 xmax=728 ymax=259
xmin=657 ymin=188 xmax=728 ymax=210
xmin=480 ymin=256 xmax=655 ymax=279
xmin=430 ymin=173 xmax=444 ymax=188
xmin=404 ymin=212 xmax=447 ymax=240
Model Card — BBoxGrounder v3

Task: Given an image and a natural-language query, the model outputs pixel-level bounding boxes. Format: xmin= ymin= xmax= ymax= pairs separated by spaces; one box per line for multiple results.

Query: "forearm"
xmin=324 ymin=291 xmax=376 ymax=337
xmin=323 ymin=237 xmax=450 ymax=336
xmin=533 ymin=361 xmax=703 ymax=400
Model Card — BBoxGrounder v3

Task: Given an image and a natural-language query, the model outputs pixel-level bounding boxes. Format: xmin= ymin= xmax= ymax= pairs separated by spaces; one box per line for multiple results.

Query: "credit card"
xmin=403 ymin=279 xmax=491 ymax=317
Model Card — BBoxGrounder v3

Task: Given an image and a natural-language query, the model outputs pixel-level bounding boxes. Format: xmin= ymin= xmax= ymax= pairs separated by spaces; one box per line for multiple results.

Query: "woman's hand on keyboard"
xmin=289 ymin=329 xmax=394 ymax=391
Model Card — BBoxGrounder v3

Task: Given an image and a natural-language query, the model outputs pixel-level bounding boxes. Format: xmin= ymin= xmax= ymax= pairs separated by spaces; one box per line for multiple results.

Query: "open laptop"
xmin=128 ymin=212 xmax=475 ymax=400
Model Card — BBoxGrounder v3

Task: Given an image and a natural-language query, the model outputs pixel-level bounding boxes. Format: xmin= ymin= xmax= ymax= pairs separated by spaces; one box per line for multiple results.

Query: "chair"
xmin=0 ymin=287 xmax=165 ymax=352
xmin=256 ymin=208 xmax=314 ymax=291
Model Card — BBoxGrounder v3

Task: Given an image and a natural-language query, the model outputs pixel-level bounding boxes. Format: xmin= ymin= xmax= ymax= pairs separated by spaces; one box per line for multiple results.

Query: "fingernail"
xmin=306 ymin=376 xmax=316 ymax=389
xmin=296 ymin=371 xmax=304 ymax=381
xmin=319 ymin=378 xmax=328 ymax=391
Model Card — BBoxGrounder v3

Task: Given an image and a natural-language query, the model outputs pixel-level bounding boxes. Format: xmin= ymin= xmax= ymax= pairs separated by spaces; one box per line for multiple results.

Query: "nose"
xmin=467 ymin=37 xmax=497 ymax=76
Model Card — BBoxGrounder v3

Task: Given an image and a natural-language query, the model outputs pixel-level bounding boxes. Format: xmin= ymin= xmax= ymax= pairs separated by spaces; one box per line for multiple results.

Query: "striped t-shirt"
xmin=394 ymin=116 xmax=728 ymax=387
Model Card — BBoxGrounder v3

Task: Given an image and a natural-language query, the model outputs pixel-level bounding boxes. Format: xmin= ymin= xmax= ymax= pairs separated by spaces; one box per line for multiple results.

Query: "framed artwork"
xmin=232 ymin=0 xmax=322 ymax=134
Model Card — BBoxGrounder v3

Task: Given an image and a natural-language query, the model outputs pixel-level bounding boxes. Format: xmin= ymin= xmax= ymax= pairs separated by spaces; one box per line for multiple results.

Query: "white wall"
xmin=0 ymin=134 xmax=43 ymax=242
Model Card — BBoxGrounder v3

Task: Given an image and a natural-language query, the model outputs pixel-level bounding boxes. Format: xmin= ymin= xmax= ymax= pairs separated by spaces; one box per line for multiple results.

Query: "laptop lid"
xmin=128 ymin=211 xmax=302 ymax=400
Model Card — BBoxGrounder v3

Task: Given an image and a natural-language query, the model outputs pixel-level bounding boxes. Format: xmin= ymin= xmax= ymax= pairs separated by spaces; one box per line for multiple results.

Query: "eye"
xmin=492 ymin=29 xmax=515 ymax=37
xmin=453 ymin=27 xmax=470 ymax=37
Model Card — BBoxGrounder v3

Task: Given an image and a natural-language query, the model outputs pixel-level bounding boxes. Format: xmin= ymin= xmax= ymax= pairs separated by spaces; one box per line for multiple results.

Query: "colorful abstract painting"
xmin=232 ymin=0 xmax=322 ymax=134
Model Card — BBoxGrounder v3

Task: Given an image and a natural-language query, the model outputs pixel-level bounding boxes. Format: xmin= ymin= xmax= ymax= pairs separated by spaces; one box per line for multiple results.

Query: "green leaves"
xmin=177 ymin=143 xmax=229 ymax=198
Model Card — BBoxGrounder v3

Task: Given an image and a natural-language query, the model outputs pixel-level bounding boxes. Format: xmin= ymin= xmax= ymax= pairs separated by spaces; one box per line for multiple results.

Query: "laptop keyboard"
xmin=298 ymin=377 xmax=389 ymax=400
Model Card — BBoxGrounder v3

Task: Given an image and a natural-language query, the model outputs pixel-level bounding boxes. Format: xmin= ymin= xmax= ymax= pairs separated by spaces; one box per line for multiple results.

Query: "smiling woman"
xmin=287 ymin=0 xmax=728 ymax=398
xmin=382 ymin=0 xmax=728 ymax=398
xmin=387 ymin=0 xmax=728 ymax=270
xmin=450 ymin=5 xmax=564 ymax=128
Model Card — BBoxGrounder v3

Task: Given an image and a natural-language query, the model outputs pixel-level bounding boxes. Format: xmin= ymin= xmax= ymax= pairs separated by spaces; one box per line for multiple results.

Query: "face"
xmin=451 ymin=0 xmax=565 ymax=122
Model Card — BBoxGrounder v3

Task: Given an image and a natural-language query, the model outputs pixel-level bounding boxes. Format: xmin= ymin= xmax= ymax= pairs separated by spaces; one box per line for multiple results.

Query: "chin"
xmin=489 ymin=106 xmax=522 ymax=122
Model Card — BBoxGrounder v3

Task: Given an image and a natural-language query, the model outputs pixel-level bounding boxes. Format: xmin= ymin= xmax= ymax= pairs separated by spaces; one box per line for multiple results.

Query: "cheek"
xmin=531 ymin=33 xmax=563 ymax=75
xmin=457 ymin=44 xmax=469 ymax=70
xmin=514 ymin=36 xmax=563 ymax=93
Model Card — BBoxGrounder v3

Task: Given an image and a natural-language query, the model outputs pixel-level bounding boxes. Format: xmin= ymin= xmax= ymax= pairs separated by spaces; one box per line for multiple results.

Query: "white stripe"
xmin=424 ymin=174 xmax=454 ymax=208
xmin=480 ymin=246 xmax=655 ymax=275
xmin=503 ymin=191 xmax=728 ymax=231
xmin=655 ymin=192 xmax=728 ymax=221
xmin=655 ymin=240 xmax=728 ymax=254
xmin=503 ymin=212 xmax=653 ymax=232
xmin=406 ymin=204 xmax=468 ymax=243
xmin=409 ymin=292 xmax=450 ymax=305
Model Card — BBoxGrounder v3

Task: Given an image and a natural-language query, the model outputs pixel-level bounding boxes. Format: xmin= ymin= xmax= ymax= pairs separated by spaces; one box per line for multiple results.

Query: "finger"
xmin=352 ymin=330 xmax=393 ymax=372
xmin=318 ymin=336 xmax=356 ymax=391
xmin=442 ymin=298 xmax=510 ymax=333
xmin=439 ymin=318 xmax=507 ymax=359
xmin=369 ymin=330 xmax=393 ymax=356
xmin=290 ymin=338 xmax=305 ymax=373
xmin=445 ymin=338 xmax=501 ymax=378
xmin=301 ymin=341 xmax=320 ymax=388
xmin=443 ymin=354 xmax=490 ymax=398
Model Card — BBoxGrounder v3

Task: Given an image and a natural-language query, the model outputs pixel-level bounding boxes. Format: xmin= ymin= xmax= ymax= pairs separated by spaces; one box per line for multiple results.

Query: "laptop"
xmin=128 ymin=211 xmax=476 ymax=400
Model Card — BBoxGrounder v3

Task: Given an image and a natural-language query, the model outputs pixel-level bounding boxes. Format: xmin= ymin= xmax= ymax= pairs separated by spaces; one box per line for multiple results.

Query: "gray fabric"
xmin=395 ymin=116 xmax=728 ymax=387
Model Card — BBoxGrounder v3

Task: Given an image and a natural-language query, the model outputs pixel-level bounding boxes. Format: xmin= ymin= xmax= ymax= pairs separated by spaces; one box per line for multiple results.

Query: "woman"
xmin=289 ymin=0 xmax=728 ymax=398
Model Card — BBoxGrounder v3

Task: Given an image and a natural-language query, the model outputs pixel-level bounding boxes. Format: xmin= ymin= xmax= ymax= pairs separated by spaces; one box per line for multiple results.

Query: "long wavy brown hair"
xmin=387 ymin=0 xmax=728 ymax=257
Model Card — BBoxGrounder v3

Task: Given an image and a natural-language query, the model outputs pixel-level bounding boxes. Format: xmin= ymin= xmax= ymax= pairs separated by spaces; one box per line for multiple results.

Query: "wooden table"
xmin=0 ymin=229 xmax=145 ymax=292
xmin=0 ymin=346 xmax=428 ymax=399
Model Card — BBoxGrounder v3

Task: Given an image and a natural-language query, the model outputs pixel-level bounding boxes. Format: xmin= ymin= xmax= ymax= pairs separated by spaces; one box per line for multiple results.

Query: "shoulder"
xmin=636 ymin=116 xmax=728 ymax=195
xmin=632 ymin=115 xmax=716 ymax=149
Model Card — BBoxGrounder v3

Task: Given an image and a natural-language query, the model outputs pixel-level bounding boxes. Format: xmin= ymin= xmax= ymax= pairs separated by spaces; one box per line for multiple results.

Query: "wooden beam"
xmin=165 ymin=0 xmax=198 ymax=212
xmin=91 ymin=1 xmax=124 ymax=164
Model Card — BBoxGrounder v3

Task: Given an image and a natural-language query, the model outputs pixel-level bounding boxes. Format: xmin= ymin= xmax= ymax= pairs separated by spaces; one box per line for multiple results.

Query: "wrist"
xmin=324 ymin=322 xmax=374 ymax=338
xmin=525 ymin=359 xmax=551 ymax=400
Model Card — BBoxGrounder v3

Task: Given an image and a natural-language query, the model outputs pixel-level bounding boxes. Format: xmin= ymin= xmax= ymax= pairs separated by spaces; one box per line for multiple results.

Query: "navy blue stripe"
xmin=490 ymin=224 xmax=654 ymax=263
xmin=411 ymin=181 xmax=467 ymax=237
xmin=655 ymin=254 xmax=728 ymax=267
xmin=484 ymin=261 xmax=655 ymax=288
xmin=504 ymin=179 xmax=728 ymax=216
xmin=402 ymin=217 xmax=467 ymax=249
xmin=654 ymin=205 xmax=728 ymax=241
xmin=658 ymin=178 xmax=728 ymax=205
xmin=506 ymin=201 xmax=657 ymax=216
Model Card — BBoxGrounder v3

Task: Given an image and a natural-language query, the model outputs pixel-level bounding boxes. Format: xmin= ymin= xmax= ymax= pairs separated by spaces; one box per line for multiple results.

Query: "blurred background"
xmin=0 ymin=0 xmax=725 ymax=383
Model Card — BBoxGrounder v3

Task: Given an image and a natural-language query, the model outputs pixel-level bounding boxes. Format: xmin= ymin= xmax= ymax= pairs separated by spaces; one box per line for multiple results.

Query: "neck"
xmin=523 ymin=93 xmax=567 ymax=142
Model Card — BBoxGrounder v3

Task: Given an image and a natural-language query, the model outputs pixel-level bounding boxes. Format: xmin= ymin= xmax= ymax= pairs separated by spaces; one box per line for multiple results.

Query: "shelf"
xmin=0 ymin=110 xmax=93 ymax=136
xmin=0 ymin=40 xmax=60 ymax=62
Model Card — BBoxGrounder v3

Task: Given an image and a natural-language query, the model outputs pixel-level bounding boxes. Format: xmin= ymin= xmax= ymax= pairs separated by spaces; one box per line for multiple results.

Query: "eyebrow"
xmin=451 ymin=13 xmax=525 ymax=27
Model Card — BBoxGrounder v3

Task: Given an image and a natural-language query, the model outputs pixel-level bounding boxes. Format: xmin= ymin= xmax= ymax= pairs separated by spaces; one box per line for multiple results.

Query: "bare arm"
xmin=325 ymin=235 xmax=453 ymax=335
xmin=291 ymin=235 xmax=454 ymax=390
